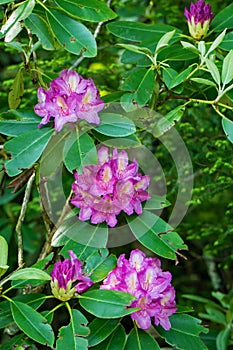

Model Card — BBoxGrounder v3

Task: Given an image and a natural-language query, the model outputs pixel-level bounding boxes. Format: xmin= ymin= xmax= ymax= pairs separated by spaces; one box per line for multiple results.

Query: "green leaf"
xmin=191 ymin=78 xmax=216 ymax=87
xmin=51 ymin=214 xmax=108 ymax=248
xmin=0 ymin=294 xmax=46 ymax=329
xmin=127 ymin=211 xmax=187 ymax=260
xmin=205 ymin=58 xmax=221 ymax=86
xmin=55 ymin=0 xmax=116 ymax=22
xmin=79 ymin=290 xmax=138 ymax=318
xmin=199 ymin=307 xmax=226 ymax=325
xmin=152 ymin=105 xmax=184 ymax=137
xmin=216 ymin=327 xmax=231 ymax=350
xmin=92 ymin=131 xmax=141 ymax=148
xmin=222 ymin=50 xmax=233 ymax=86
xmin=8 ymin=68 xmax=24 ymax=109
xmin=155 ymin=29 xmax=176 ymax=53
xmin=107 ymin=21 xmax=180 ymax=43
xmin=206 ymin=29 xmax=226 ymax=56
xmin=0 ymin=0 xmax=35 ymax=42
xmin=211 ymin=3 xmax=233 ymax=32
xmin=10 ymin=268 xmax=51 ymax=281
xmin=220 ymin=32 xmax=233 ymax=51
xmin=222 ymin=118 xmax=233 ymax=144
xmin=64 ymin=129 xmax=97 ymax=173
xmin=180 ymin=41 xmax=200 ymax=55
xmin=46 ymin=9 xmax=97 ymax=57
xmin=89 ymin=254 xmax=117 ymax=283
xmin=91 ymin=324 xmax=127 ymax=350
xmin=60 ymin=241 xmax=101 ymax=261
xmin=94 ymin=113 xmax=136 ymax=137
xmin=121 ymin=68 xmax=155 ymax=106
xmin=117 ymin=43 xmax=152 ymax=57
xmin=56 ymin=309 xmax=89 ymax=350
xmin=0 ymin=113 xmax=41 ymax=136
xmin=157 ymin=314 xmax=208 ymax=350
xmin=143 ymin=194 xmax=170 ymax=210
xmin=25 ymin=13 xmax=55 ymax=50
xmin=168 ymin=66 xmax=193 ymax=89
xmin=0 ymin=0 xmax=14 ymax=4
xmin=88 ymin=318 xmax=119 ymax=347
xmin=0 ymin=235 xmax=9 ymax=277
xmin=125 ymin=328 xmax=160 ymax=350
xmin=4 ymin=128 xmax=53 ymax=176
xmin=11 ymin=301 xmax=54 ymax=346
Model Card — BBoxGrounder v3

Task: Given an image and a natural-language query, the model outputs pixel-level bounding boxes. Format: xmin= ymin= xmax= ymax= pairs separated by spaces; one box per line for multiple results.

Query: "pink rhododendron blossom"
xmin=100 ymin=249 xmax=177 ymax=330
xmin=184 ymin=0 xmax=214 ymax=40
xmin=70 ymin=147 xmax=151 ymax=227
xmin=50 ymin=250 xmax=93 ymax=301
xmin=34 ymin=69 xmax=104 ymax=131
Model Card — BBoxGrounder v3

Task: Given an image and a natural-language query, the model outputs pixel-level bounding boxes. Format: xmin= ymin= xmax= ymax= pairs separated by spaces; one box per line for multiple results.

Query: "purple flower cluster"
xmin=71 ymin=147 xmax=150 ymax=227
xmin=50 ymin=250 xmax=93 ymax=301
xmin=184 ymin=0 xmax=214 ymax=40
xmin=100 ymin=249 xmax=177 ymax=330
xmin=34 ymin=69 xmax=104 ymax=132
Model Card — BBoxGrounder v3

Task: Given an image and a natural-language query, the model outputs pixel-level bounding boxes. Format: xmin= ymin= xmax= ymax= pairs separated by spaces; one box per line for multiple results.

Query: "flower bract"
xmin=184 ymin=0 xmax=214 ymax=40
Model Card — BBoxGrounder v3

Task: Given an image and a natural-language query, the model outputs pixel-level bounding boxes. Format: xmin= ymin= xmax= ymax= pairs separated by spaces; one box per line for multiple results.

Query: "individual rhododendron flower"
xmin=100 ymin=249 xmax=177 ymax=330
xmin=50 ymin=250 xmax=93 ymax=301
xmin=34 ymin=69 xmax=104 ymax=132
xmin=70 ymin=147 xmax=151 ymax=227
xmin=184 ymin=0 xmax=214 ymax=40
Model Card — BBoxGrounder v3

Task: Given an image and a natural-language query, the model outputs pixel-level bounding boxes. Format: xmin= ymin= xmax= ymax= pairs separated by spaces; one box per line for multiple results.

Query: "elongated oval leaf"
xmin=205 ymin=58 xmax=221 ymax=86
xmin=46 ymin=9 xmax=96 ymax=57
xmin=11 ymin=301 xmax=54 ymax=346
xmin=191 ymin=78 xmax=216 ymax=87
xmin=0 ymin=236 xmax=9 ymax=277
xmin=88 ymin=318 xmax=119 ymax=347
xmin=220 ymin=32 xmax=233 ymax=51
xmin=25 ymin=13 xmax=55 ymax=50
xmin=51 ymin=214 xmax=108 ymax=248
xmin=10 ymin=268 xmax=51 ymax=281
xmin=94 ymin=113 xmax=136 ymax=137
xmin=211 ymin=3 xmax=233 ymax=32
xmin=91 ymin=324 xmax=127 ymax=350
xmin=216 ymin=328 xmax=231 ymax=350
xmin=64 ymin=129 xmax=97 ymax=172
xmin=222 ymin=118 xmax=233 ymax=144
xmin=4 ymin=128 xmax=53 ymax=176
xmin=0 ymin=0 xmax=35 ymax=41
xmin=222 ymin=50 xmax=233 ymax=86
xmin=156 ymin=314 xmax=208 ymax=350
xmin=79 ymin=290 xmax=138 ymax=318
xmin=8 ymin=68 xmax=24 ymax=109
xmin=125 ymin=328 xmax=160 ymax=350
xmin=206 ymin=29 xmax=226 ymax=56
xmin=0 ymin=117 xmax=41 ymax=136
xmin=56 ymin=309 xmax=89 ymax=350
xmin=55 ymin=0 xmax=116 ymax=22
xmin=127 ymin=211 xmax=187 ymax=260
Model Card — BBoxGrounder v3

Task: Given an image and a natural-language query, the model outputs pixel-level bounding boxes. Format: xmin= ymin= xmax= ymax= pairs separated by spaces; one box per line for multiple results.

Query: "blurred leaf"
xmin=181 ymin=41 xmax=200 ymax=54
xmin=4 ymin=128 xmax=53 ymax=176
xmin=199 ymin=306 xmax=226 ymax=325
xmin=222 ymin=50 xmax=233 ymax=86
xmin=11 ymin=301 xmax=54 ymax=346
xmin=89 ymin=254 xmax=117 ymax=283
xmin=55 ymin=0 xmax=117 ymax=22
xmin=79 ymin=290 xmax=138 ymax=318
xmin=158 ymin=45 xmax=198 ymax=61
xmin=88 ymin=318 xmax=119 ymax=347
xmin=157 ymin=314 xmax=208 ymax=350
xmin=0 ymin=235 xmax=9 ymax=277
xmin=127 ymin=211 xmax=187 ymax=260
xmin=64 ymin=129 xmax=97 ymax=173
xmin=155 ymin=29 xmax=175 ymax=53
xmin=46 ymin=9 xmax=97 ymax=57
xmin=206 ymin=29 xmax=226 ymax=56
xmin=25 ymin=13 xmax=55 ymax=50
xmin=191 ymin=78 xmax=216 ymax=87
xmin=0 ymin=0 xmax=14 ymax=4
xmin=168 ymin=66 xmax=193 ymax=89
xmin=211 ymin=3 xmax=233 ymax=32
xmin=94 ymin=113 xmax=136 ymax=137
xmin=0 ymin=117 xmax=40 ymax=136
xmin=216 ymin=327 xmax=231 ymax=350
xmin=144 ymin=194 xmax=171 ymax=210
xmin=8 ymin=68 xmax=24 ymax=109
xmin=91 ymin=324 xmax=127 ymax=350
xmin=222 ymin=118 xmax=233 ymax=144
xmin=117 ymin=43 xmax=152 ymax=57
xmin=107 ymin=21 xmax=180 ymax=43
xmin=125 ymin=328 xmax=160 ymax=350
xmin=0 ymin=0 xmax=35 ymax=42
xmin=56 ymin=309 xmax=89 ymax=350
xmin=220 ymin=32 xmax=233 ymax=51
xmin=9 ymin=268 xmax=51 ymax=281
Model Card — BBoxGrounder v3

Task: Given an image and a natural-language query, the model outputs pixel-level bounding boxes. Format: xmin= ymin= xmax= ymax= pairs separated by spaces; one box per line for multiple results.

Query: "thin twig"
xmin=38 ymin=190 xmax=73 ymax=261
xmin=15 ymin=172 xmax=35 ymax=268
xmin=70 ymin=0 xmax=113 ymax=70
